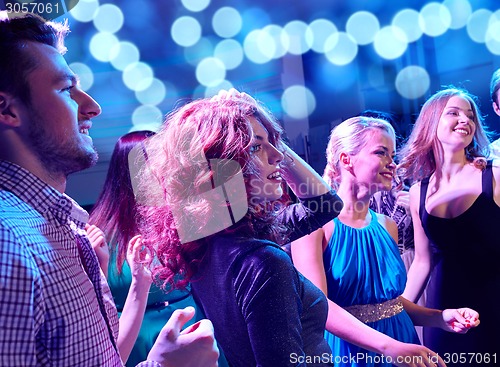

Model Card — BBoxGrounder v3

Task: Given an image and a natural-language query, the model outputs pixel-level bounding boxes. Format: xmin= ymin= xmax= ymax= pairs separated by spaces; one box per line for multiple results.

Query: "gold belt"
xmin=344 ymin=298 xmax=403 ymax=323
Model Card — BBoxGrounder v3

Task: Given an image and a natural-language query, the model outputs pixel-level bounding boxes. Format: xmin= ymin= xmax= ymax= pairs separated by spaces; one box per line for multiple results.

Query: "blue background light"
xmin=20 ymin=0 xmax=498 ymax=205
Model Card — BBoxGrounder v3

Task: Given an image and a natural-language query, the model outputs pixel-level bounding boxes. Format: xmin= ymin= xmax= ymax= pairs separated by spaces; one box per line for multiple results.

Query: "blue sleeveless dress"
xmin=324 ymin=210 xmax=419 ymax=366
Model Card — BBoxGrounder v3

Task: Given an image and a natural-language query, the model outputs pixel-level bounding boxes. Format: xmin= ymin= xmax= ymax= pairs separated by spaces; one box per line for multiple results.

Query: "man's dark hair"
xmin=0 ymin=13 xmax=69 ymax=103
xmin=490 ymin=68 xmax=500 ymax=105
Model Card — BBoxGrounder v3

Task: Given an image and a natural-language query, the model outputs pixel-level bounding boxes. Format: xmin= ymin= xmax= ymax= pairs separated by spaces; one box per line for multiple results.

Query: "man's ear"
xmin=0 ymin=92 xmax=21 ymax=127
xmin=493 ymin=101 xmax=500 ymax=117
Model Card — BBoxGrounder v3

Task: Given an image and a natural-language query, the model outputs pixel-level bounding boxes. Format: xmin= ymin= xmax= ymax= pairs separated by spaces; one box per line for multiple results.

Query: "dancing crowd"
xmin=0 ymin=12 xmax=498 ymax=367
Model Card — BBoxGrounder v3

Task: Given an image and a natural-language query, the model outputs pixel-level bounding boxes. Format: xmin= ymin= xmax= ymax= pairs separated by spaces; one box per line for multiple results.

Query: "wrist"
xmin=130 ymin=274 xmax=153 ymax=290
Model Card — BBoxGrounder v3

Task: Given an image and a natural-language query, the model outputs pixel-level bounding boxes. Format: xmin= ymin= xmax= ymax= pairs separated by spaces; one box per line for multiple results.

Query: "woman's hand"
xmin=85 ymin=224 xmax=109 ymax=277
xmin=440 ymin=308 xmax=480 ymax=333
xmin=126 ymin=235 xmax=152 ymax=285
xmin=384 ymin=340 xmax=446 ymax=367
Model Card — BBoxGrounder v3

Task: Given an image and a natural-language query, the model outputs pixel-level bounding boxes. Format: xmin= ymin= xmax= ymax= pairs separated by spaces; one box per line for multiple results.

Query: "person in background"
xmin=399 ymin=87 xmax=498 ymax=364
xmin=89 ymin=130 xmax=228 ymax=366
xmin=488 ymin=68 xmax=500 ymax=157
xmin=0 ymin=12 xmax=218 ymax=367
xmin=291 ymin=116 xmax=478 ymax=367
xmin=86 ymin=221 xmax=151 ymax=364
xmin=138 ymin=88 xmax=344 ymax=366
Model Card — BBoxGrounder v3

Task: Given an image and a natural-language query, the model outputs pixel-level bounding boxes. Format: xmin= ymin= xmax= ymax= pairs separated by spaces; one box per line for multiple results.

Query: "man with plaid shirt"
xmin=0 ymin=12 xmax=218 ymax=367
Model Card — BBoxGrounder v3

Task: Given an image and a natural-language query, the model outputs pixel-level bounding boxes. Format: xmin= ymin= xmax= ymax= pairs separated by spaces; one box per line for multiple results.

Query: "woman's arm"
xmin=402 ymin=184 xmax=432 ymax=303
xmin=291 ymin=227 xmax=328 ymax=293
xmin=280 ymin=145 xmax=331 ymax=199
xmin=324 ymin=299 xmax=446 ymax=367
xmin=399 ymin=296 xmax=479 ymax=333
xmin=117 ymin=235 xmax=152 ymax=363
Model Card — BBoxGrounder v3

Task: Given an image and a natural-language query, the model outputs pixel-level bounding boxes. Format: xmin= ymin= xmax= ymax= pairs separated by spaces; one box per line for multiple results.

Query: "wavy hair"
xmin=138 ymin=94 xmax=285 ymax=290
xmin=398 ymin=87 xmax=491 ymax=184
xmin=323 ymin=116 xmax=395 ymax=190
xmin=89 ymin=130 xmax=154 ymax=272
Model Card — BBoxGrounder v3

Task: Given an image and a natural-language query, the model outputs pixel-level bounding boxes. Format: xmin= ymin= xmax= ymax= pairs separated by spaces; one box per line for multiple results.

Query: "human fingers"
xmin=459 ymin=308 xmax=480 ymax=329
xmin=443 ymin=309 xmax=475 ymax=333
xmin=421 ymin=347 xmax=446 ymax=367
xmin=127 ymin=235 xmax=142 ymax=255
xmin=178 ymin=318 xmax=219 ymax=366
xmin=434 ymin=353 xmax=446 ymax=367
xmin=395 ymin=191 xmax=410 ymax=209
xmin=86 ymin=225 xmax=106 ymax=248
xmin=180 ymin=318 xmax=215 ymax=336
xmin=160 ymin=306 xmax=196 ymax=342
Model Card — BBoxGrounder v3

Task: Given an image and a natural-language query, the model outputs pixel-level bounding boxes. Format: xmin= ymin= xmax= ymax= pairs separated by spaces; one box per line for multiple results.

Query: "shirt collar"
xmin=0 ymin=160 xmax=88 ymax=226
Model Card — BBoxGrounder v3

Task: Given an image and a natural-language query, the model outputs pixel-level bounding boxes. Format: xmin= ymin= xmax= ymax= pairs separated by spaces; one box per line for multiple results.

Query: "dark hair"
xmin=360 ymin=109 xmax=404 ymax=147
xmin=89 ymin=130 xmax=155 ymax=272
xmin=0 ymin=13 xmax=69 ymax=103
xmin=490 ymin=68 xmax=500 ymax=104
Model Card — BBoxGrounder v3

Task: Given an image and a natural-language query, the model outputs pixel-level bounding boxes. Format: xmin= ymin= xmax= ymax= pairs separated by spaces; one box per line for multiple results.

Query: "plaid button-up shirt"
xmin=0 ymin=161 xmax=158 ymax=367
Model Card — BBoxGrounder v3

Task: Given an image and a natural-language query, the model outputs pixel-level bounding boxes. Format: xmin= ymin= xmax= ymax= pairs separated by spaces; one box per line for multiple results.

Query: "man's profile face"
xmin=19 ymin=41 xmax=101 ymax=175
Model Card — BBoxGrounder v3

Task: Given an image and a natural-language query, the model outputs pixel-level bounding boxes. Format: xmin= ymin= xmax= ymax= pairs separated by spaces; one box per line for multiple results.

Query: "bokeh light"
xmin=109 ymin=41 xmax=141 ymax=71
xmin=283 ymin=20 xmax=312 ymax=55
xmin=131 ymin=105 xmax=163 ymax=131
xmin=346 ymin=11 xmax=380 ymax=46
xmin=373 ymin=26 xmax=408 ymax=60
xmin=196 ymin=57 xmax=226 ymax=87
xmin=467 ymin=9 xmax=493 ymax=43
xmin=395 ymin=66 xmax=430 ymax=99
xmin=324 ymin=32 xmax=358 ymax=66
xmin=135 ymin=78 xmax=166 ymax=106
xmin=171 ymin=16 xmax=202 ymax=47
xmin=392 ymin=9 xmax=423 ymax=43
xmin=443 ymin=0 xmax=472 ymax=30
xmin=181 ymin=0 xmax=210 ymax=12
xmin=418 ymin=2 xmax=451 ymax=37
xmin=212 ymin=7 xmax=242 ymax=38
xmin=122 ymin=62 xmax=154 ymax=91
xmin=244 ymin=29 xmax=274 ymax=64
xmin=281 ymin=86 xmax=316 ymax=119
xmin=214 ymin=39 xmax=244 ymax=70
xmin=485 ymin=10 xmax=500 ymax=55
xmin=69 ymin=62 xmax=94 ymax=91
xmin=89 ymin=32 xmax=119 ymax=62
xmin=69 ymin=0 xmax=99 ymax=22
xmin=262 ymin=25 xmax=288 ymax=59
xmin=308 ymin=19 xmax=338 ymax=53
xmin=93 ymin=4 xmax=124 ymax=33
